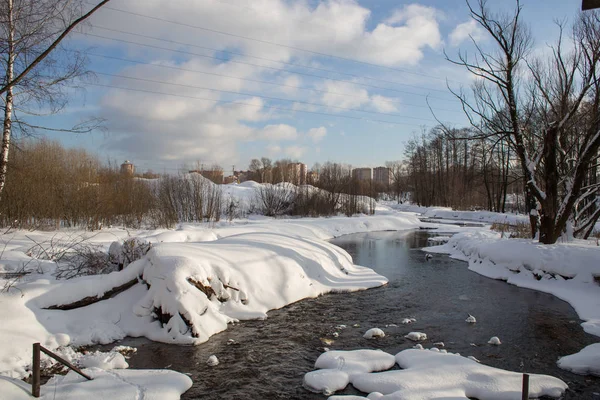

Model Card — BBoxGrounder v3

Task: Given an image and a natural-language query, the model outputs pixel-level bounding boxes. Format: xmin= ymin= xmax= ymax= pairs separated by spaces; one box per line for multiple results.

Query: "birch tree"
xmin=0 ymin=0 xmax=110 ymax=200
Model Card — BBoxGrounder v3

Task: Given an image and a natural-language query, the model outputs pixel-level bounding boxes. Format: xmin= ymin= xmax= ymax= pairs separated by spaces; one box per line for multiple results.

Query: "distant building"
xmin=234 ymin=170 xmax=251 ymax=182
xmin=189 ymin=169 xmax=224 ymax=184
xmin=352 ymin=167 xmax=372 ymax=181
xmin=223 ymin=175 xmax=238 ymax=184
xmin=373 ymin=167 xmax=392 ymax=185
xmin=287 ymin=162 xmax=307 ymax=184
xmin=120 ymin=160 xmax=134 ymax=175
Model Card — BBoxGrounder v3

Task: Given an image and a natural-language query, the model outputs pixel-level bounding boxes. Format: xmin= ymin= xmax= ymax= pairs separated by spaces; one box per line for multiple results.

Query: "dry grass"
xmin=490 ymin=221 xmax=532 ymax=239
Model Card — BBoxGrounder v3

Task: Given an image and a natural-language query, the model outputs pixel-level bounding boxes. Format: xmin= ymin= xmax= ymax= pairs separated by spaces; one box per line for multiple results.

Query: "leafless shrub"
xmin=54 ymin=244 xmax=114 ymax=280
xmin=490 ymin=222 xmax=532 ymax=239
xmin=254 ymin=184 xmax=297 ymax=216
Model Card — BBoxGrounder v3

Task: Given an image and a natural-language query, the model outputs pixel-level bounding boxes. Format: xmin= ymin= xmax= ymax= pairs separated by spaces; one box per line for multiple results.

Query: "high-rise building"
xmin=352 ymin=167 xmax=372 ymax=181
xmin=287 ymin=162 xmax=307 ymax=184
xmin=373 ymin=167 xmax=392 ymax=185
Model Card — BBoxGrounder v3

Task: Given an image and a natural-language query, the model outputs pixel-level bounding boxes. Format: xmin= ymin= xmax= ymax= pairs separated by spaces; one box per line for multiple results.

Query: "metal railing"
xmin=31 ymin=342 xmax=92 ymax=397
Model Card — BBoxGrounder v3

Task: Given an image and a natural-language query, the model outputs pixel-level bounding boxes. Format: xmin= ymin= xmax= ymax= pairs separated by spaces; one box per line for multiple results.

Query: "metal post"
xmin=522 ymin=373 xmax=530 ymax=400
xmin=32 ymin=342 xmax=40 ymax=397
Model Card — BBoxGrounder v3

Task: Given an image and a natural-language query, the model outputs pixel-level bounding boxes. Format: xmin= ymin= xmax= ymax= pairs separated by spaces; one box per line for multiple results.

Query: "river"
xmin=117 ymin=230 xmax=599 ymax=399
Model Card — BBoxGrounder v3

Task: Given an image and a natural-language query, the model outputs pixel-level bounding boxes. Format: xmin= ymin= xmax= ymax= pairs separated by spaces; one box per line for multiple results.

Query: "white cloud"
xmin=85 ymin=1 xmax=448 ymax=168
xmin=267 ymin=144 xmax=282 ymax=155
xmin=371 ymin=95 xmax=398 ymax=112
xmin=279 ymin=75 xmax=301 ymax=95
xmin=449 ymin=20 xmax=486 ymax=47
xmin=307 ymin=127 xmax=327 ymax=143
xmin=284 ymin=145 xmax=306 ymax=159
xmin=90 ymin=0 xmax=443 ymax=67
xmin=257 ymin=124 xmax=298 ymax=141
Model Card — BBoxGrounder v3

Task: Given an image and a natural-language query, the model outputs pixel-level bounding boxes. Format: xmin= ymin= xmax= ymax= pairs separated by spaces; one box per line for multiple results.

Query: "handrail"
xmin=32 ymin=342 xmax=92 ymax=397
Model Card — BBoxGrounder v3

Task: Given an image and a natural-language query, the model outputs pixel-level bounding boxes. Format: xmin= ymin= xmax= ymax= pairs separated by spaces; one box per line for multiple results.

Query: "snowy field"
xmin=1 ymin=194 xmax=599 ymax=398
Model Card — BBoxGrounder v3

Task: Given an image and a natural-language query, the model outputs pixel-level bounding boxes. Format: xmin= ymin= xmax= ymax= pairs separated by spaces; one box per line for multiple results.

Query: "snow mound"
xmin=134 ymin=232 xmax=388 ymax=343
xmin=304 ymin=350 xmax=396 ymax=394
xmin=465 ymin=314 xmax=476 ymax=323
xmin=305 ymin=348 xmax=567 ymax=399
xmin=557 ymin=343 xmax=600 ymax=376
xmin=404 ymin=332 xmax=427 ymax=341
xmin=401 ymin=318 xmax=416 ymax=324
xmin=488 ymin=336 xmax=501 ymax=345
xmin=363 ymin=328 xmax=385 ymax=339
xmin=207 ymin=355 xmax=219 ymax=366
xmin=40 ymin=368 xmax=192 ymax=400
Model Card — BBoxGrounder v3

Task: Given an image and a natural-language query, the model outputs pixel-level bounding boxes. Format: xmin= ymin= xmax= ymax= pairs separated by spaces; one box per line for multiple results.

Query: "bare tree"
xmin=0 ymin=0 xmax=111 ymax=200
xmin=448 ymin=0 xmax=600 ymax=243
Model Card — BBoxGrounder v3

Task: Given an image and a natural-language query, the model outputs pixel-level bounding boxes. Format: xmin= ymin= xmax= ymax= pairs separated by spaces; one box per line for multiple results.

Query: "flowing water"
xmin=116 ymin=230 xmax=600 ymax=399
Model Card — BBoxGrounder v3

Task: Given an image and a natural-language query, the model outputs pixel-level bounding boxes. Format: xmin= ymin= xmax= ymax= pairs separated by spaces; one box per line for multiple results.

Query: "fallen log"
xmin=44 ymin=277 xmax=139 ymax=310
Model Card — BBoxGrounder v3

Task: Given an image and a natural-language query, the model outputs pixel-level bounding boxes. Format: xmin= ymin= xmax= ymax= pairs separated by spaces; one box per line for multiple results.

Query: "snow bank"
xmin=392 ymin=204 xmax=529 ymax=225
xmin=557 ymin=343 xmax=600 ymax=377
xmin=304 ymin=348 xmax=567 ymax=399
xmin=36 ymin=368 xmax=192 ymax=400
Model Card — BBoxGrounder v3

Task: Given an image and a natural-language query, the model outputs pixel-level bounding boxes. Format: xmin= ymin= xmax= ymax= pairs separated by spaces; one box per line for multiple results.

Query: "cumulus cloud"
xmin=449 ymin=20 xmax=486 ymax=47
xmin=85 ymin=0 xmax=446 ymax=168
xmin=307 ymin=127 xmax=327 ymax=143
xmin=284 ymin=145 xmax=307 ymax=159
xmin=257 ymin=124 xmax=298 ymax=141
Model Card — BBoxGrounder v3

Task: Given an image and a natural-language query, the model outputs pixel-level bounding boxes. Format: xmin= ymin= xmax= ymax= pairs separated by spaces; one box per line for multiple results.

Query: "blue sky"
xmin=38 ymin=0 xmax=581 ymax=174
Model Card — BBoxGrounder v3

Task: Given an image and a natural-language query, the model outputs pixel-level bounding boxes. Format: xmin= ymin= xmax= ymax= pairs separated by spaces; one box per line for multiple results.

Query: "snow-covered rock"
xmin=206 ymin=355 xmax=219 ymax=366
xmin=488 ymin=336 xmax=501 ymax=345
xmin=304 ymin=350 xmax=396 ymax=394
xmin=363 ymin=328 xmax=385 ymax=339
xmin=305 ymin=348 xmax=568 ymax=399
xmin=404 ymin=332 xmax=427 ymax=341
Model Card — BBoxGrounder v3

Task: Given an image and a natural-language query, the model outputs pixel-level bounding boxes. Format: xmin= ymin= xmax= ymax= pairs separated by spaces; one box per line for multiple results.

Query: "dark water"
xmin=118 ymin=230 xmax=600 ymax=399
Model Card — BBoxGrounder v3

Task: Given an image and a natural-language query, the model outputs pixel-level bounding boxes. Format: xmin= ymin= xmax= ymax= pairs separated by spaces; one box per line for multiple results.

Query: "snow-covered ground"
xmin=0 ymin=212 xmax=421 ymax=383
xmin=1 ymin=197 xmax=599 ymax=398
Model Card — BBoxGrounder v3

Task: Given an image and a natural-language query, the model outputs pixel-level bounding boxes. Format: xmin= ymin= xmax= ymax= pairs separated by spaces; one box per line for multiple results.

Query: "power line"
xmin=95 ymin=71 xmax=460 ymax=123
xmin=93 ymin=4 xmax=465 ymax=84
xmin=89 ymin=24 xmax=453 ymax=95
xmin=79 ymin=32 xmax=459 ymax=103
xmin=87 ymin=82 xmax=448 ymax=127
xmin=84 ymin=52 xmax=459 ymax=113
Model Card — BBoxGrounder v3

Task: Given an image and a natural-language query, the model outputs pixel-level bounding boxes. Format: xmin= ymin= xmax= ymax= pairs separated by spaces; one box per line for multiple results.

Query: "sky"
xmin=36 ymin=0 xmax=582 ymax=174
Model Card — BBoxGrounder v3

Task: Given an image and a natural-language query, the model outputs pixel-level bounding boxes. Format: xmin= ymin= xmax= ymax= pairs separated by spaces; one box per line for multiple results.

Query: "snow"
xmin=404 ymin=332 xmax=427 ymax=341
xmin=304 ymin=348 xmax=567 ymax=399
xmin=304 ymin=350 xmax=396 ymax=395
xmin=557 ymin=343 xmax=600 ymax=376
xmin=487 ymin=336 xmax=501 ymax=345
xmin=392 ymin=204 xmax=529 ymax=225
xmin=0 ymin=213 xmax=420 ymax=379
xmin=38 ymin=368 xmax=192 ymax=400
xmin=465 ymin=314 xmax=476 ymax=323
xmin=1 ymin=200 xmax=599 ymax=394
xmin=363 ymin=328 xmax=385 ymax=339
xmin=206 ymin=355 xmax=219 ymax=366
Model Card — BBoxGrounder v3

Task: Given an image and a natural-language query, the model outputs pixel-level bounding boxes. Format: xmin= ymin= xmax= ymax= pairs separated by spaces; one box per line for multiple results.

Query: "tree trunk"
xmin=0 ymin=0 xmax=15 ymax=202
xmin=538 ymin=126 xmax=560 ymax=244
